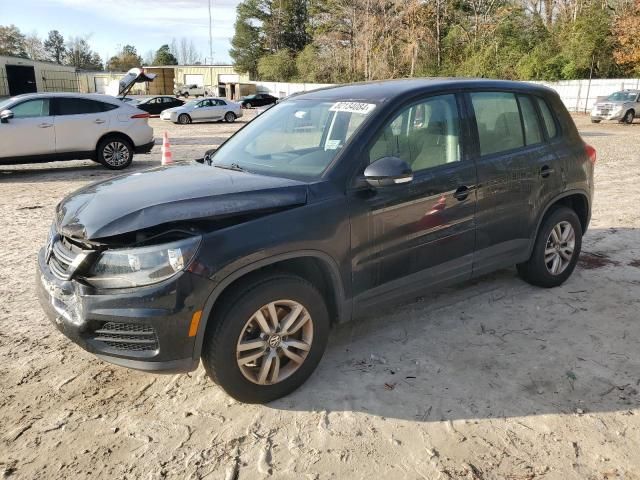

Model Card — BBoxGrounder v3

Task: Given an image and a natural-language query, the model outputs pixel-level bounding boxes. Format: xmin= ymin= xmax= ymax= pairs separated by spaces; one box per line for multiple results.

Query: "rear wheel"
xmin=201 ymin=274 xmax=330 ymax=403
xmin=517 ymin=206 xmax=582 ymax=288
xmin=590 ymin=118 xmax=601 ymax=124
xmin=224 ymin=112 xmax=236 ymax=123
xmin=97 ymin=136 xmax=133 ymax=170
xmin=178 ymin=114 xmax=191 ymax=125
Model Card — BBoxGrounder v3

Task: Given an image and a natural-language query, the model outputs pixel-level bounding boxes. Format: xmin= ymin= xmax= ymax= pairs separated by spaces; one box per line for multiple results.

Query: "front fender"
xmin=190 ymin=250 xmax=349 ymax=361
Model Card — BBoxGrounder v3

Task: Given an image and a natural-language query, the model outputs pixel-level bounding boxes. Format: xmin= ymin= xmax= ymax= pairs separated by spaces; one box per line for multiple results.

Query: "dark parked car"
xmin=239 ymin=93 xmax=277 ymax=108
xmin=135 ymin=96 xmax=184 ymax=115
xmin=37 ymin=79 xmax=594 ymax=403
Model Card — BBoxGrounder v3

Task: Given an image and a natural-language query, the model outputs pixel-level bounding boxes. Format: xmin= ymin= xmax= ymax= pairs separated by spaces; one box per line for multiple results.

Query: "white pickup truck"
xmin=173 ymin=84 xmax=212 ymax=98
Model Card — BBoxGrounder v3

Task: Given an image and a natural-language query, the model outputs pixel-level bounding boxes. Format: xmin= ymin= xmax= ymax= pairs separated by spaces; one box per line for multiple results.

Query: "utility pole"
xmin=208 ymin=0 xmax=214 ymax=63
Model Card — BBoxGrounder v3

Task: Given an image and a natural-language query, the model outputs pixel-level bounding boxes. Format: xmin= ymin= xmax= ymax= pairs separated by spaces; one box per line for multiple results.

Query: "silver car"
xmin=590 ymin=90 xmax=639 ymax=124
xmin=160 ymin=97 xmax=243 ymax=124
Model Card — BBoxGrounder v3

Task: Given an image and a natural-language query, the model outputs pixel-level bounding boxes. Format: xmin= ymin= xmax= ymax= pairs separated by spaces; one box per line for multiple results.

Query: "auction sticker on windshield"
xmin=329 ymin=102 xmax=376 ymax=114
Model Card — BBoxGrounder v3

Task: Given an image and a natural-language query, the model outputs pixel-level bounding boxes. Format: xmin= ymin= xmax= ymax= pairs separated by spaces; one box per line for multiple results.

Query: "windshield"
xmin=607 ymin=91 xmax=637 ymax=102
xmin=211 ymin=99 xmax=376 ymax=180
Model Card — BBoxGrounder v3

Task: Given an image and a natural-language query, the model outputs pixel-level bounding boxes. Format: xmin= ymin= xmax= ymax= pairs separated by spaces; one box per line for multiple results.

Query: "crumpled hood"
xmin=56 ymin=163 xmax=308 ymax=240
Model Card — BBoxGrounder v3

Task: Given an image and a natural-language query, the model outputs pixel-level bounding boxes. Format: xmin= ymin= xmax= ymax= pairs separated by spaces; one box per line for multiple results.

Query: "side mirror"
xmin=0 ymin=109 xmax=14 ymax=123
xmin=196 ymin=147 xmax=217 ymax=165
xmin=363 ymin=156 xmax=413 ymax=187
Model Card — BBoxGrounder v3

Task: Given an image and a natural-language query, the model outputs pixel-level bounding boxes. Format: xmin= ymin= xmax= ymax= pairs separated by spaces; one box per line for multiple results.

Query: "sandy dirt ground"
xmin=0 ymin=113 xmax=639 ymax=480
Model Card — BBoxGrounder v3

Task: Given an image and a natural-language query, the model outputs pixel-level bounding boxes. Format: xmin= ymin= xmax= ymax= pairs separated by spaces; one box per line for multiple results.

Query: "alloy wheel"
xmin=103 ymin=141 xmax=130 ymax=167
xmin=544 ymin=221 xmax=575 ymax=275
xmin=236 ymin=300 xmax=313 ymax=385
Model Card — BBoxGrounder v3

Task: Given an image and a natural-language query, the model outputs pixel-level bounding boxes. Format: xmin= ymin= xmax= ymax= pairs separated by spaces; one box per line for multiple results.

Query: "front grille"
xmin=93 ymin=322 xmax=159 ymax=352
xmin=47 ymin=236 xmax=91 ymax=281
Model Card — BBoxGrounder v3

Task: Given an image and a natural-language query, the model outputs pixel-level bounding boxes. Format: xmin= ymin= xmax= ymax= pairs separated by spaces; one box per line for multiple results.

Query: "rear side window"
xmin=471 ymin=92 xmax=524 ymax=156
xmin=536 ymin=98 xmax=558 ymax=138
xmin=517 ymin=95 xmax=543 ymax=145
xmin=57 ymin=98 xmax=114 ymax=115
xmin=11 ymin=99 xmax=50 ymax=118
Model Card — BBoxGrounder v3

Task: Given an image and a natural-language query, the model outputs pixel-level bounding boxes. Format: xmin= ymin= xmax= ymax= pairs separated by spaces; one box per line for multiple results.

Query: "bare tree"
xmin=24 ymin=32 xmax=46 ymax=61
xmin=170 ymin=37 xmax=201 ymax=64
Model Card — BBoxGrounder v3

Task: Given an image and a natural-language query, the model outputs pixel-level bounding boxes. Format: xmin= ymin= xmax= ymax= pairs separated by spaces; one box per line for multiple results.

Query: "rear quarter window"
xmin=535 ymin=97 xmax=558 ymax=139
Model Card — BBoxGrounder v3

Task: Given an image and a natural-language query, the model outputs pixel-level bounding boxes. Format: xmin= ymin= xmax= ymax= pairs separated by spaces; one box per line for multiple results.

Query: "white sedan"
xmin=160 ymin=97 xmax=243 ymax=124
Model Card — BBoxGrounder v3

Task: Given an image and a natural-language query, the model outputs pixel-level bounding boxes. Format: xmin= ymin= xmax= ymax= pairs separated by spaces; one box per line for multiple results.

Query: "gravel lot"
xmin=1 ymin=114 xmax=639 ymax=479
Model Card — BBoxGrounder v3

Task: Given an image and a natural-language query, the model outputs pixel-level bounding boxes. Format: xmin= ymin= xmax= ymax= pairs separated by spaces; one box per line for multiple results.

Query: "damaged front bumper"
xmin=36 ymin=247 xmax=214 ymax=373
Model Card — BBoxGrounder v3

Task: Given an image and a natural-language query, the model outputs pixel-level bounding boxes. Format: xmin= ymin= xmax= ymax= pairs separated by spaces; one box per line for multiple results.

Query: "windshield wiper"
xmin=214 ymin=162 xmax=247 ymax=172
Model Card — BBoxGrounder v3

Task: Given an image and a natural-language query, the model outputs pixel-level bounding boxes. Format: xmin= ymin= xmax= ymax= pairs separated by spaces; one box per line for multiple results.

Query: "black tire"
xmin=97 ymin=136 xmax=133 ymax=170
xmin=224 ymin=111 xmax=236 ymax=123
xmin=245 ymin=102 xmax=252 ymax=109
xmin=517 ymin=206 xmax=582 ymax=288
xmin=178 ymin=114 xmax=191 ymax=125
xmin=184 ymin=93 xmax=189 ymax=98
xmin=622 ymin=109 xmax=634 ymax=124
xmin=590 ymin=119 xmax=601 ymax=124
xmin=201 ymin=274 xmax=330 ymax=403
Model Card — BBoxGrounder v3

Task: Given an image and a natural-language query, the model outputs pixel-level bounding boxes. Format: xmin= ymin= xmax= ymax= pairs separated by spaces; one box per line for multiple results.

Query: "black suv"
xmin=37 ymin=79 xmax=595 ymax=403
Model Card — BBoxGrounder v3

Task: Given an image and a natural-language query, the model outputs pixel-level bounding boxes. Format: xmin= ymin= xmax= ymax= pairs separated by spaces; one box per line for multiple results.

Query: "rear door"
xmin=0 ymin=97 xmax=54 ymax=157
xmin=53 ymin=98 xmax=113 ymax=153
xmin=467 ymin=91 xmax=561 ymax=276
xmin=349 ymin=93 xmax=478 ymax=310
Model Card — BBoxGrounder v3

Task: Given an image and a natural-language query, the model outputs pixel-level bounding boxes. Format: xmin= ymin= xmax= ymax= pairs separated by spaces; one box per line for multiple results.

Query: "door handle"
xmin=540 ymin=165 xmax=555 ymax=178
xmin=94 ymin=119 xmax=106 ymax=124
xmin=453 ymin=185 xmax=470 ymax=201
xmin=38 ymin=123 xmax=53 ymax=128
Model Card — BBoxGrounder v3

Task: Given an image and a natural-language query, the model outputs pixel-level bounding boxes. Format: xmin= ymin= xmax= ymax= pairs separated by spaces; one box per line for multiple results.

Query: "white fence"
xmin=251 ymin=78 xmax=640 ymax=113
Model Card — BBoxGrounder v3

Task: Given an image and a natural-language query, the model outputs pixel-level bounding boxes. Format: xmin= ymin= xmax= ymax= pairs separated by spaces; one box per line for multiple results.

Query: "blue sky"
xmin=1 ymin=0 xmax=242 ymax=63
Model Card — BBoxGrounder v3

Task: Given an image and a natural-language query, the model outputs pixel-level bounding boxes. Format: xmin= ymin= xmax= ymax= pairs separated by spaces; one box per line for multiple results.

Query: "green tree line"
xmin=230 ymin=0 xmax=640 ymax=82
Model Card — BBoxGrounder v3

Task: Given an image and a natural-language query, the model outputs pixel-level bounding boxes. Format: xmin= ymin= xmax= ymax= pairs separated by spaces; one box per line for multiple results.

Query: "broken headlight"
xmin=85 ymin=236 xmax=201 ymax=289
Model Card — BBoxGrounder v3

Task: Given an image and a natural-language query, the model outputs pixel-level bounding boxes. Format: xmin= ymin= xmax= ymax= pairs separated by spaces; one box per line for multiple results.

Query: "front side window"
xmin=211 ymin=99 xmax=375 ymax=179
xmin=471 ymin=92 xmax=524 ymax=156
xmin=11 ymin=99 xmax=50 ymax=118
xmin=369 ymin=94 xmax=461 ymax=172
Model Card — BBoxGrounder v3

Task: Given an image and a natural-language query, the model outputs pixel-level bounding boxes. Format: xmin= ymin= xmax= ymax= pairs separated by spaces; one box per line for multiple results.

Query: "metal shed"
xmin=0 ymin=55 xmax=78 ymax=97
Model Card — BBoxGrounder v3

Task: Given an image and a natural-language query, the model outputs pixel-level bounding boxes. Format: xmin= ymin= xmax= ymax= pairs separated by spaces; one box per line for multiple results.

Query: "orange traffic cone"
xmin=161 ymin=131 xmax=173 ymax=165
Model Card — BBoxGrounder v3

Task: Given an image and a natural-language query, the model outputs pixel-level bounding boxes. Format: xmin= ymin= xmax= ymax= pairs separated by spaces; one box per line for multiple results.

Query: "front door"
xmin=349 ymin=93 xmax=477 ymax=311
xmin=0 ymin=98 xmax=55 ymax=158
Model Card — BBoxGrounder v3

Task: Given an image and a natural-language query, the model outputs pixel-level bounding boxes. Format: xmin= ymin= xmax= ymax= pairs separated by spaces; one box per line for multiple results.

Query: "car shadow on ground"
xmin=270 ymin=227 xmax=640 ymax=423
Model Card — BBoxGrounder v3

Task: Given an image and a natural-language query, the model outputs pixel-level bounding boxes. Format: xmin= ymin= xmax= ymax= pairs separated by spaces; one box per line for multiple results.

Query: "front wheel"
xmin=245 ymin=102 xmax=252 ymax=109
xmin=517 ymin=206 xmax=582 ymax=288
xmin=201 ymin=274 xmax=330 ymax=403
xmin=590 ymin=118 xmax=601 ymax=124
xmin=97 ymin=137 xmax=133 ymax=170
xmin=224 ymin=112 xmax=236 ymax=123
xmin=622 ymin=110 xmax=635 ymax=124
xmin=178 ymin=114 xmax=191 ymax=125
